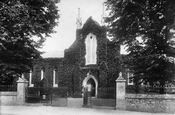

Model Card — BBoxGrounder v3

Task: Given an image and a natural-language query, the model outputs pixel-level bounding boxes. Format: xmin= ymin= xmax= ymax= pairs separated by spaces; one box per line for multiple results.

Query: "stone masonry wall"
xmin=0 ymin=92 xmax=17 ymax=105
xmin=126 ymin=94 xmax=175 ymax=113
xmin=0 ymin=77 xmax=28 ymax=105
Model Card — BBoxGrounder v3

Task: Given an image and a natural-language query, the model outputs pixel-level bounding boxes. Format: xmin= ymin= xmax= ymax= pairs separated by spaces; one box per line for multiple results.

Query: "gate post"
xmin=116 ymin=72 xmax=126 ymax=110
xmin=83 ymin=87 xmax=88 ymax=107
xmin=83 ymin=85 xmax=91 ymax=108
xmin=17 ymin=75 xmax=28 ymax=105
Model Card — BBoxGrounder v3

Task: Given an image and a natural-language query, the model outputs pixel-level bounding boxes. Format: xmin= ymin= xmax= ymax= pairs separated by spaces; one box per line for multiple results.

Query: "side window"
xmin=53 ymin=69 xmax=58 ymax=87
xmin=127 ymin=70 xmax=134 ymax=85
xmin=41 ymin=69 xmax=45 ymax=80
xmin=29 ymin=70 xmax=34 ymax=87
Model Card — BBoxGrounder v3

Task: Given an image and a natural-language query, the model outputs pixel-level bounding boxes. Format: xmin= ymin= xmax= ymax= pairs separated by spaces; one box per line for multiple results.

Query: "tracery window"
xmin=85 ymin=33 xmax=97 ymax=65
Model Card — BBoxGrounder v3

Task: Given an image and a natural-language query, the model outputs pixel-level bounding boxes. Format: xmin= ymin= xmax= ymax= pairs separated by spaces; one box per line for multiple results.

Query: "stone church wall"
xmin=26 ymin=17 xmax=122 ymax=97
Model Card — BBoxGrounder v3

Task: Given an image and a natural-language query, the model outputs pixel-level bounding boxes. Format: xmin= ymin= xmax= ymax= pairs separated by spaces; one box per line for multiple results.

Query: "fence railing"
xmin=97 ymin=87 xmax=116 ymax=99
xmin=0 ymin=85 xmax=17 ymax=91
xmin=26 ymin=87 xmax=68 ymax=96
xmin=25 ymin=87 xmax=68 ymax=103
xmin=126 ymin=85 xmax=175 ymax=94
xmin=51 ymin=87 xmax=68 ymax=98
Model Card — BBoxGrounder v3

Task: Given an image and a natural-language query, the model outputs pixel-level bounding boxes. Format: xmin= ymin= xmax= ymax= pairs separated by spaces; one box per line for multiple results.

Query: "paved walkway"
xmin=0 ymin=105 xmax=174 ymax=115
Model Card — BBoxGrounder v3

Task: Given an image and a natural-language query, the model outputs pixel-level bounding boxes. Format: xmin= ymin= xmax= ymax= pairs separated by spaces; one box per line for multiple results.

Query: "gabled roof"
xmin=33 ymin=57 xmax=63 ymax=64
xmin=81 ymin=16 xmax=103 ymax=36
xmin=65 ymin=17 xmax=104 ymax=54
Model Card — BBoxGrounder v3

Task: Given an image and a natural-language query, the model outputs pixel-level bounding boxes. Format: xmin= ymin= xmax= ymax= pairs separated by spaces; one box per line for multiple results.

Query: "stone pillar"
xmin=116 ymin=72 xmax=126 ymax=110
xmin=83 ymin=86 xmax=91 ymax=108
xmin=17 ymin=76 xmax=28 ymax=105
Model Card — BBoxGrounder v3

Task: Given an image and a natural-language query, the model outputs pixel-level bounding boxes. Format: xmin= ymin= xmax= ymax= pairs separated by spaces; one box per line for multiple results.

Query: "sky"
xmin=40 ymin=0 xmax=110 ymax=58
xmin=40 ymin=0 xmax=175 ymax=58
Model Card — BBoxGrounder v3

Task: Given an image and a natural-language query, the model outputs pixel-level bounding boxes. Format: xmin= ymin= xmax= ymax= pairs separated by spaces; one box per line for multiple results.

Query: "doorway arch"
xmin=82 ymin=73 xmax=98 ymax=97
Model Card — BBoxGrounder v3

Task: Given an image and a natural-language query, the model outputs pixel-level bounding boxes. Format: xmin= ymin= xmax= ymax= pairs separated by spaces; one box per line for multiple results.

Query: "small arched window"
xmin=29 ymin=70 xmax=34 ymax=87
xmin=127 ymin=69 xmax=134 ymax=85
xmin=53 ymin=69 xmax=58 ymax=87
xmin=41 ymin=68 xmax=45 ymax=80
xmin=85 ymin=33 xmax=97 ymax=65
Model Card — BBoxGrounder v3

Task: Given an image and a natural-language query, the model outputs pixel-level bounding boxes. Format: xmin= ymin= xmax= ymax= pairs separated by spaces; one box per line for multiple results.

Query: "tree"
xmin=105 ymin=0 xmax=175 ymax=88
xmin=106 ymin=40 xmax=121 ymax=87
xmin=0 ymin=0 xmax=59 ymax=84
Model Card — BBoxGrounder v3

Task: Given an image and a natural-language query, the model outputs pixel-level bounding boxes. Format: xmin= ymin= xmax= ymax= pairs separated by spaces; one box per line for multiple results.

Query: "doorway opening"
xmin=87 ymin=78 xmax=96 ymax=97
xmin=82 ymin=74 xmax=98 ymax=97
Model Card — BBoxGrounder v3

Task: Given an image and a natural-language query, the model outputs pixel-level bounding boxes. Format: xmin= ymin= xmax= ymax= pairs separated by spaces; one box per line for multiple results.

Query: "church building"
xmin=24 ymin=9 xmax=131 ymax=98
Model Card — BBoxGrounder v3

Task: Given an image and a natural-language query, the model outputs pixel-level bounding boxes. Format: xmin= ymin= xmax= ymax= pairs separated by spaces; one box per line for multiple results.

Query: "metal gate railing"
xmin=83 ymin=87 xmax=116 ymax=108
xmin=25 ymin=87 xmax=51 ymax=103
xmin=25 ymin=87 xmax=68 ymax=106
xmin=0 ymin=85 xmax=17 ymax=91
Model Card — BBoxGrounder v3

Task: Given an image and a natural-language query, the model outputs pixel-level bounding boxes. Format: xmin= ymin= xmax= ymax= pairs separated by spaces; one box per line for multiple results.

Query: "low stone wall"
xmin=0 ymin=92 xmax=18 ymax=105
xmin=0 ymin=77 xmax=29 ymax=105
xmin=126 ymin=94 xmax=175 ymax=113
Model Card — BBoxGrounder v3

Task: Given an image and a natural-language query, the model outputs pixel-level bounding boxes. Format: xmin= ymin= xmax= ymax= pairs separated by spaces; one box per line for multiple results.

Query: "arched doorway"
xmin=82 ymin=73 xmax=98 ymax=97
xmin=87 ymin=78 xmax=95 ymax=97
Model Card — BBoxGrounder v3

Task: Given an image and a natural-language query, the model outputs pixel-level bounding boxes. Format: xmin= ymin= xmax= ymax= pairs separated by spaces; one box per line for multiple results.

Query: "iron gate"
xmin=25 ymin=87 xmax=68 ymax=106
xmin=89 ymin=87 xmax=116 ymax=107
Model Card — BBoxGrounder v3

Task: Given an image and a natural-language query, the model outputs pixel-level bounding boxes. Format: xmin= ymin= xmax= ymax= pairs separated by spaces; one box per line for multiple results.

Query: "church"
xmin=24 ymin=9 xmax=132 ymax=98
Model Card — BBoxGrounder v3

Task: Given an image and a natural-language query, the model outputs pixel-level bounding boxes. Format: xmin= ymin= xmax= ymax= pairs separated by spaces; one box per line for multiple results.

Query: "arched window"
xmin=85 ymin=33 xmax=97 ymax=65
xmin=41 ymin=68 xmax=45 ymax=80
xmin=53 ymin=69 xmax=58 ymax=87
xmin=29 ymin=70 xmax=34 ymax=87
xmin=127 ymin=69 xmax=134 ymax=85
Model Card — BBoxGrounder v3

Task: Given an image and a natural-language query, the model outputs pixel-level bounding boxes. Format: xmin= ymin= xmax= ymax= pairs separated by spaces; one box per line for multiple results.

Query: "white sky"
xmin=40 ymin=0 xmax=107 ymax=57
xmin=40 ymin=1 xmax=175 ymax=58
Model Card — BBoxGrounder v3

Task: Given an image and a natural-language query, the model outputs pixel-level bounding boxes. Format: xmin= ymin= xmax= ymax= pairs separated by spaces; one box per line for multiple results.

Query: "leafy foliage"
xmin=0 ymin=0 xmax=59 ymax=83
xmin=105 ymin=0 xmax=175 ymax=86
xmin=106 ymin=40 xmax=121 ymax=87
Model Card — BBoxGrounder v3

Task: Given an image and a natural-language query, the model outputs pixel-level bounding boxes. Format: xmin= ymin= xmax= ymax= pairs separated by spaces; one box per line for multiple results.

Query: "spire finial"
xmin=76 ymin=8 xmax=82 ymax=29
xmin=101 ymin=3 xmax=105 ymax=26
xmin=78 ymin=8 xmax=80 ymax=18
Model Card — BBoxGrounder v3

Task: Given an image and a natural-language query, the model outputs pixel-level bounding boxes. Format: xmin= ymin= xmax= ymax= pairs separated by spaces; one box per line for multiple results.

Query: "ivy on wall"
xmin=29 ymin=17 xmax=122 ymax=97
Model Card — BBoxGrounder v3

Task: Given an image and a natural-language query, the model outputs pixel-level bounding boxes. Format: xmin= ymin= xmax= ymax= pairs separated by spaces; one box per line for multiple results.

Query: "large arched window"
xmin=85 ymin=33 xmax=97 ymax=65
